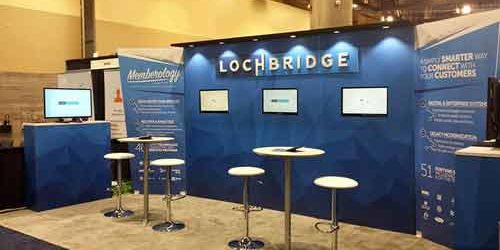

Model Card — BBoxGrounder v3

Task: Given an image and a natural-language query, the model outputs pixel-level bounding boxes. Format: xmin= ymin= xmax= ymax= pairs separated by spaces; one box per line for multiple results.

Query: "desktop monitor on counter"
xmin=43 ymin=88 xmax=93 ymax=119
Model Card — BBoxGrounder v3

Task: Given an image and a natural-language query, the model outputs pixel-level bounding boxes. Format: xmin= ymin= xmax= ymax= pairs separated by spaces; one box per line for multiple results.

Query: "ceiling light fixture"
xmin=333 ymin=30 xmax=341 ymax=34
xmin=381 ymin=15 xmax=395 ymax=23
xmin=382 ymin=26 xmax=390 ymax=29
xmin=189 ymin=44 xmax=195 ymax=48
xmin=219 ymin=41 xmax=225 ymax=45
xmin=290 ymin=35 xmax=297 ymax=38
xmin=252 ymin=38 xmax=259 ymax=42
xmin=461 ymin=4 xmax=472 ymax=15
xmin=353 ymin=3 xmax=359 ymax=9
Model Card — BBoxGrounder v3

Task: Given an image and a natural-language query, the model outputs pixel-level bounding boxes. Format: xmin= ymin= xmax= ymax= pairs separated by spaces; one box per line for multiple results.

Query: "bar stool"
xmin=313 ymin=176 xmax=358 ymax=250
xmin=103 ymin=152 xmax=135 ymax=218
xmin=227 ymin=166 xmax=266 ymax=250
xmin=150 ymin=158 xmax=186 ymax=232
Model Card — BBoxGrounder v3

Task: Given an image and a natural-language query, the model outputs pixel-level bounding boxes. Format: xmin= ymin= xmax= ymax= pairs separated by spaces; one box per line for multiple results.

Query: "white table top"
xmin=118 ymin=136 xmax=173 ymax=144
xmin=455 ymin=146 xmax=500 ymax=158
xmin=228 ymin=166 xmax=265 ymax=177
xmin=314 ymin=176 xmax=359 ymax=189
xmin=151 ymin=158 xmax=185 ymax=167
xmin=104 ymin=152 xmax=135 ymax=160
xmin=253 ymin=146 xmax=325 ymax=158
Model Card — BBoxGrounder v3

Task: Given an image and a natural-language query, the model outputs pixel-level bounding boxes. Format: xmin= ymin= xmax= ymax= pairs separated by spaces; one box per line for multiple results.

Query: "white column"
xmin=311 ymin=0 xmax=353 ymax=29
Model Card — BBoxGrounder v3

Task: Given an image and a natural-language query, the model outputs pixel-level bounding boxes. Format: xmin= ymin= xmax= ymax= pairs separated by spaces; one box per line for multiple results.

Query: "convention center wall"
xmin=184 ymin=25 xmax=417 ymax=234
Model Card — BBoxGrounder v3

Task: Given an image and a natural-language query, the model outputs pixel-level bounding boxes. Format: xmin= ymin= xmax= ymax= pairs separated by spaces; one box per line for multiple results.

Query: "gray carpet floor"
xmin=0 ymin=195 xmax=449 ymax=250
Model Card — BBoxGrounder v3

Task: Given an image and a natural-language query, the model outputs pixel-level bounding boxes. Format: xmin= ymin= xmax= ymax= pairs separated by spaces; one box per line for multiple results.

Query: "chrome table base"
xmin=104 ymin=209 xmax=134 ymax=218
xmin=152 ymin=220 xmax=186 ymax=232
xmin=228 ymin=237 xmax=265 ymax=250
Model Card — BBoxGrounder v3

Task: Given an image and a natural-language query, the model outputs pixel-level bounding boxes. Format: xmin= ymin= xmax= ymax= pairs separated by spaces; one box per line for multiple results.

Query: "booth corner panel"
xmin=23 ymin=122 xmax=111 ymax=211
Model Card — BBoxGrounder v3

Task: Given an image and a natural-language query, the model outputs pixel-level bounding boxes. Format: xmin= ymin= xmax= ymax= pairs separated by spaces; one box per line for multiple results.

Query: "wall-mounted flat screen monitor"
xmin=342 ymin=87 xmax=388 ymax=116
xmin=199 ymin=89 xmax=229 ymax=113
xmin=262 ymin=88 xmax=298 ymax=115
xmin=44 ymin=88 xmax=93 ymax=119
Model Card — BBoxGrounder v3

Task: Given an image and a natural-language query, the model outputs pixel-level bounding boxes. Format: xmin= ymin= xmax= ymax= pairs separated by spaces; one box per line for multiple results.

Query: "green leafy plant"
xmin=112 ymin=181 xmax=133 ymax=196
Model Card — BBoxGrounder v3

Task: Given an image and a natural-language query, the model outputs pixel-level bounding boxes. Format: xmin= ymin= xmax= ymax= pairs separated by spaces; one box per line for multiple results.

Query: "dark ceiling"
xmin=274 ymin=0 xmax=500 ymax=24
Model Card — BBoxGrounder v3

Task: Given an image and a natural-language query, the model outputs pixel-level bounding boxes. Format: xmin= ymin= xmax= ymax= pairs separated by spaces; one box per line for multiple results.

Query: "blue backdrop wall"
xmin=184 ymin=26 xmax=417 ymax=234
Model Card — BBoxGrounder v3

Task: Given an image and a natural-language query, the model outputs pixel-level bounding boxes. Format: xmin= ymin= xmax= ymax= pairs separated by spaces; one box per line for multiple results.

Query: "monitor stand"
xmin=56 ymin=118 xmax=84 ymax=123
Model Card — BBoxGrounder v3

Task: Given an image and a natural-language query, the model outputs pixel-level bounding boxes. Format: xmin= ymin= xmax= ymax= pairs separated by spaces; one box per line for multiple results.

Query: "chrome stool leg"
xmin=152 ymin=166 xmax=185 ymax=232
xmin=314 ymin=176 xmax=358 ymax=250
xmin=332 ymin=189 xmax=338 ymax=250
xmin=104 ymin=159 xmax=134 ymax=218
xmin=314 ymin=189 xmax=340 ymax=250
xmin=228 ymin=177 xmax=265 ymax=250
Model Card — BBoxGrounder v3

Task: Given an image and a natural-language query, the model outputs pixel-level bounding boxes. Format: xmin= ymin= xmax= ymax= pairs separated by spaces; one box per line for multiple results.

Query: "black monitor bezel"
xmin=341 ymin=86 xmax=389 ymax=117
xmin=43 ymin=87 xmax=93 ymax=119
xmin=199 ymin=89 xmax=230 ymax=113
xmin=262 ymin=88 xmax=299 ymax=115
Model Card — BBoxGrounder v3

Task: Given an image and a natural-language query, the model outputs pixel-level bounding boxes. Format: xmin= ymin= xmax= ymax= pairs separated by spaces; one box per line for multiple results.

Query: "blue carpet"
xmin=0 ymin=226 xmax=67 ymax=250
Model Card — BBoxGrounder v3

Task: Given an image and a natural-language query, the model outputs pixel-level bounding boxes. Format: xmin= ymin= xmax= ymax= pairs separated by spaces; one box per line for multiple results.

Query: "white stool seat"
xmin=314 ymin=176 xmax=358 ymax=190
xmin=228 ymin=166 xmax=265 ymax=177
xmin=151 ymin=159 xmax=185 ymax=167
xmin=104 ymin=153 xmax=135 ymax=160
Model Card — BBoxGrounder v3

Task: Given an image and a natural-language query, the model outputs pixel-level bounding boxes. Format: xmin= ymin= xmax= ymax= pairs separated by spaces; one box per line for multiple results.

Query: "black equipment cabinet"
xmin=0 ymin=147 xmax=25 ymax=210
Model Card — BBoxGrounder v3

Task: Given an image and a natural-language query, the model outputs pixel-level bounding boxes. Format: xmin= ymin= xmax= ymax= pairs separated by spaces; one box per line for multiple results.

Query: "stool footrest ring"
xmin=314 ymin=221 xmax=339 ymax=234
xmin=232 ymin=205 xmax=263 ymax=213
xmin=162 ymin=194 xmax=186 ymax=202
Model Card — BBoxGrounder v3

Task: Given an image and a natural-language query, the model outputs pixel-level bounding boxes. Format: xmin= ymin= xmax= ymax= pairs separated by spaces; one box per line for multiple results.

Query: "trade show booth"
xmin=171 ymin=10 xmax=500 ymax=249
xmin=4 ymin=9 xmax=500 ymax=250
xmin=180 ymin=23 xmax=417 ymax=235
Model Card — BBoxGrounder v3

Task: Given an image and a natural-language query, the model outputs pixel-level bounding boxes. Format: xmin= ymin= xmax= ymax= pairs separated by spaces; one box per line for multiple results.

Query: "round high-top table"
xmin=118 ymin=136 xmax=173 ymax=225
xmin=253 ymin=146 xmax=325 ymax=250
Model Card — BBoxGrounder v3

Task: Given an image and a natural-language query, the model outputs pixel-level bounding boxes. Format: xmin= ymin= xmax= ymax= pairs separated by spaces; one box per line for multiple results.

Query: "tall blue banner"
xmin=118 ymin=48 xmax=186 ymax=195
xmin=415 ymin=19 xmax=500 ymax=247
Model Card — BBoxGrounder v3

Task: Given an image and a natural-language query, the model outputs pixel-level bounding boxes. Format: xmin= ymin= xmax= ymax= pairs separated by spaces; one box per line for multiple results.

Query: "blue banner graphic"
xmin=118 ymin=49 xmax=186 ymax=195
xmin=415 ymin=23 xmax=500 ymax=247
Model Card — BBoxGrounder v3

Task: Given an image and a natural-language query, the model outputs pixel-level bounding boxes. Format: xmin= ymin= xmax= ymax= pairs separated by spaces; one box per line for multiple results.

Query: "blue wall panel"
xmin=184 ymin=26 xmax=417 ymax=233
xmin=455 ymin=156 xmax=500 ymax=250
xmin=24 ymin=123 xmax=111 ymax=211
